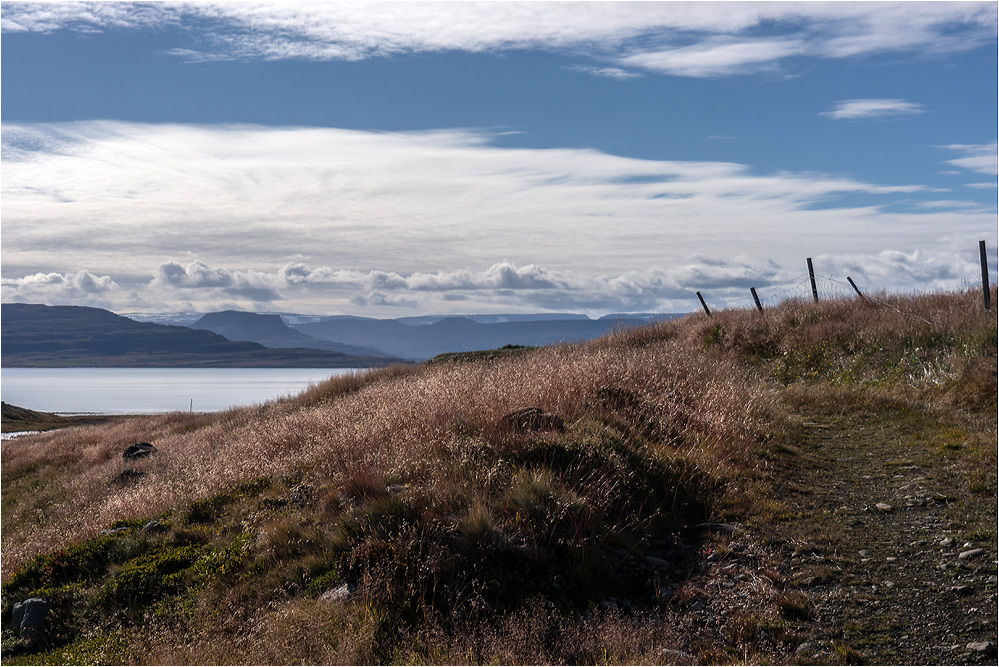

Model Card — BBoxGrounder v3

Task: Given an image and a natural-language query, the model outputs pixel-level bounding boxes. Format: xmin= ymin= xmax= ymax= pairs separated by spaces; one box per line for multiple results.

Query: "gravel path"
xmin=766 ymin=412 xmax=998 ymax=664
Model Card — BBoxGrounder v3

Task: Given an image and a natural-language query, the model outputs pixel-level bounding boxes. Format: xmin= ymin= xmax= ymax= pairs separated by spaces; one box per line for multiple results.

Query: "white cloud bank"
xmin=2 ymin=2 xmax=995 ymax=78
xmin=2 ymin=121 xmax=994 ymax=314
xmin=821 ymin=99 xmax=926 ymax=121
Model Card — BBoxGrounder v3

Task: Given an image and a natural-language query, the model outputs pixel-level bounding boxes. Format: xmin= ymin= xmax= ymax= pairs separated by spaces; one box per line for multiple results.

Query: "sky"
xmin=1 ymin=1 xmax=997 ymax=317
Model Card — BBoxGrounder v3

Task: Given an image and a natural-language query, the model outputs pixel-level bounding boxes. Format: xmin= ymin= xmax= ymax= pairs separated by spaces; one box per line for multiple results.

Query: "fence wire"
xmin=689 ymin=252 xmax=991 ymax=326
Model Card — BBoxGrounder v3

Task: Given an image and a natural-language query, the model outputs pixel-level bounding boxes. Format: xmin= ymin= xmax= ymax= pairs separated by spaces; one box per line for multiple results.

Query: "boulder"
xmin=498 ymin=407 xmax=565 ymax=434
xmin=123 ymin=442 xmax=157 ymax=460
xmin=11 ymin=598 xmax=49 ymax=646
xmin=321 ymin=582 xmax=357 ymax=601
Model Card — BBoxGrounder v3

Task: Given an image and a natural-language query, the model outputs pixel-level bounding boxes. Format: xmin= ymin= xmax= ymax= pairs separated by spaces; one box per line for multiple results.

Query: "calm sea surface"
xmin=0 ymin=368 xmax=362 ymax=415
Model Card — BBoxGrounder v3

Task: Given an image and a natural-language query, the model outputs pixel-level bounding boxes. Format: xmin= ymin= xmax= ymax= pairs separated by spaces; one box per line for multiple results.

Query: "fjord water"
xmin=0 ymin=368 xmax=360 ymax=415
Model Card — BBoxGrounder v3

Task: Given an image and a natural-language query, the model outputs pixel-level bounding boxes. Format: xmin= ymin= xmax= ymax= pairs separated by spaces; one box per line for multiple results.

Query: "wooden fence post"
xmin=696 ymin=291 xmax=711 ymax=317
xmin=980 ymin=240 xmax=991 ymax=311
xmin=846 ymin=276 xmax=864 ymax=299
xmin=806 ymin=258 xmax=818 ymax=302
xmin=750 ymin=287 xmax=763 ymax=312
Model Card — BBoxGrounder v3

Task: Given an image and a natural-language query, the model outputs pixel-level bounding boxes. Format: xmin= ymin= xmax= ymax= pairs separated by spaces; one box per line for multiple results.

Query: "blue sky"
xmin=2 ymin=1 xmax=997 ymax=316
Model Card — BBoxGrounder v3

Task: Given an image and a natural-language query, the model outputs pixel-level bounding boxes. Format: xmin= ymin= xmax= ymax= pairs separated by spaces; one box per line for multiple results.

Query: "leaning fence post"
xmin=807 ymin=257 xmax=818 ymax=302
xmin=750 ymin=287 xmax=763 ymax=312
xmin=846 ymin=276 xmax=864 ymax=299
xmin=980 ymin=240 xmax=991 ymax=311
xmin=696 ymin=291 xmax=711 ymax=317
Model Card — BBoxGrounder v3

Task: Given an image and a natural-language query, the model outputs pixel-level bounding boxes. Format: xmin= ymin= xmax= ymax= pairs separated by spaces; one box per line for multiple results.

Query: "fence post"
xmin=980 ymin=240 xmax=991 ymax=311
xmin=846 ymin=276 xmax=864 ymax=299
xmin=696 ymin=291 xmax=711 ymax=317
xmin=807 ymin=257 xmax=818 ymax=302
xmin=750 ymin=287 xmax=763 ymax=312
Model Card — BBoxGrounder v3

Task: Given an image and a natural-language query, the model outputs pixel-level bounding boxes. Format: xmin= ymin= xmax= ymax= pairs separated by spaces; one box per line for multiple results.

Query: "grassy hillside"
xmin=1 ymin=403 xmax=122 ymax=434
xmin=2 ymin=289 xmax=995 ymax=664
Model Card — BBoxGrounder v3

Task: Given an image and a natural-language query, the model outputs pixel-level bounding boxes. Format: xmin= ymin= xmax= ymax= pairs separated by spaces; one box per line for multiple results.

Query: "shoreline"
xmin=1 ymin=403 xmax=132 ymax=434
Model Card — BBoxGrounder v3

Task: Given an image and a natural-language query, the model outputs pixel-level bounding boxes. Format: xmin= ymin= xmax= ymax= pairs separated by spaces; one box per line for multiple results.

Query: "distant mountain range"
xmin=293 ymin=313 xmax=677 ymax=361
xmin=0 ymin=304 xmax=402 ymax=368
xmin=1 ymin=303 xmax=682 ymax=366
xmin=189 ymin=311 xmax=386 ymax=358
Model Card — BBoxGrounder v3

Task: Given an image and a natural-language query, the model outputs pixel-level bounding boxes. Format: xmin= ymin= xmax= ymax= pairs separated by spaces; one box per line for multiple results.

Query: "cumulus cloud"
xmin=820 ymin=99 xmax=926 ymax=121
xmin=2 ymin=2 xmax=994 ymax=78
xmin=151 ymin=260 xmax=282 ymax=302
xmin=1 ymin=270 xmax=119 ymax=306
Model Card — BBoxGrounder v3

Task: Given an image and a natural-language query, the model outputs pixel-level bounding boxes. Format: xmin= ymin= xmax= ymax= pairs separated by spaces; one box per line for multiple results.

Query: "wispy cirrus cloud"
xmin=565 ymin=65 xmax=642 ymax=80
xmin=2 ymin=121 xmax=993 ymax=314
xmin=620 ymin=37 xmax=807 ymax=78
xmin=2 ymin=2 xmax=995 ymax=78
xmin=820 ymin=99 xmax=926 ymax=121
xmin=940 ymin=142 xmax=999 ymax=176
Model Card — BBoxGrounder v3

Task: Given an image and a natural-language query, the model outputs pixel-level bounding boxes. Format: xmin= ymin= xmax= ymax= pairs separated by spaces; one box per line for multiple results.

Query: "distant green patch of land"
xmin=1 ymin=402 xmax=121 ymax=433
xmin=426 ymin=344 xmax=537 ymax=364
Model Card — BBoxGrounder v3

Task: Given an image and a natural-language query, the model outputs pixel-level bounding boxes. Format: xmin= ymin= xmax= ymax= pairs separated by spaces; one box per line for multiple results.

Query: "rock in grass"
xmin=11 ymin=598 xmax=49 ymax=645
xmin=958 ymin=548 xmax=986 ymax=560
xmin=321 ymin=583 xmax=356 ymax=601
xmin=498 ymin=407 xmax=565 ymax=434
xmin=123 ymin=442 xmax=157 ymax=460
xmin=875 ymin=503 xmax=894 ymax=512
xmin=966 ymin=641 xmax=996 ymax=655
xmin=646 ymin=555 xmax=671 ymax=569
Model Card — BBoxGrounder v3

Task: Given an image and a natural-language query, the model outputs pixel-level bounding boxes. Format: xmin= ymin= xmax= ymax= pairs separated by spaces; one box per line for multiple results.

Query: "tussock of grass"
xmin=2 ymin=289 xmax=995 ymax=664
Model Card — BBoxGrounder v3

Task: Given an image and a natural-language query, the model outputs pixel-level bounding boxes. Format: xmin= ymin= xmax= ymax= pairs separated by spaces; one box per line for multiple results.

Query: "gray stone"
xmin=661 ymin=648 xmax=697 ymax=664
xmin=690 ymin=600 xmax=706 ymax=611
xmin=645 ymin=555 xmax=670 ymax=568
xmin=940 ymin=537 xmax=957 ymax=548
xmin=875 ymin=502 xmax=894 ymax=512
xmin=966 ymin=641 xmax=996 ymax=655
xmin=794 ymin=640 xmax=822 ymax=656
xmin=123 ymin=442 xmax=157 ymax=460
xmin=11 ymin=598 xmax=49 ymax=645
xmin=320 ymin=582 xmax=356 ymax=601
xmin=958 ymin=548 xmax=986 ymax=560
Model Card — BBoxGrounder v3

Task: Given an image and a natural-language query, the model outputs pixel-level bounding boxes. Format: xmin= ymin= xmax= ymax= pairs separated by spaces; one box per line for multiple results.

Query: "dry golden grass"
xmin=2 ymin=327 xmax=777 ymax=577
xmin=2 ymin=288 xmax=994 ymax=665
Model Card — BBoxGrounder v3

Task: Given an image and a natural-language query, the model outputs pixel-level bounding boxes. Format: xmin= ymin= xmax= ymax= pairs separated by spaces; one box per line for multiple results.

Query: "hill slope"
xmin=189 ymin=310 xmax=387 ymax=358
xmin=1 ymin=290 xmax=995 ymax=664
xmin=0 ymin=304 xmax=401 ymax=367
